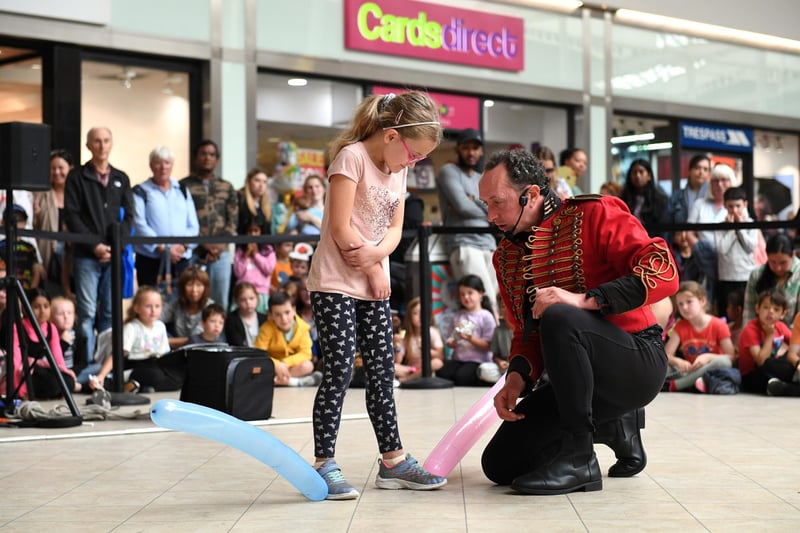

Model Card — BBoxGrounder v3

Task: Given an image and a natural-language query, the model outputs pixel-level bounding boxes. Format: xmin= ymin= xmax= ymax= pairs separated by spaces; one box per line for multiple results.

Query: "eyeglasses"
xmin=398 ymin=135 xmax=426 ymax=164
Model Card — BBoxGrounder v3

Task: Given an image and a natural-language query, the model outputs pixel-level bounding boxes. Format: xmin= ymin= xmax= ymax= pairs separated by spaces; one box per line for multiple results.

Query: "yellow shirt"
xmin=254 ymin=314 xmax=312 ymax=368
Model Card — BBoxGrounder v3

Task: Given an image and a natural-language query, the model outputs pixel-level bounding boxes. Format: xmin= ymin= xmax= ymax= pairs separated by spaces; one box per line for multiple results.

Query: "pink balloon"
xmin=424 ymin=375 xmax=506 ymax=477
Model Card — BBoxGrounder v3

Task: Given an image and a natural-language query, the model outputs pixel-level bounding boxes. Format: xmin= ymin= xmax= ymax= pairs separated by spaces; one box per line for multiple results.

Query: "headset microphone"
xmin=503 ymin=187 xmax=530 ymax=241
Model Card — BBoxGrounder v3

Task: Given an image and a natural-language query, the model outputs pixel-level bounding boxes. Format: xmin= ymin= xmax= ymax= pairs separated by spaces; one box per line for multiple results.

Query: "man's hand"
xmin=169 ymin=244 xmax=186 ymax=263
xmin=94 ymin=243 xmax=111 ymax=263
xmin=531 ymin=286 xmax=589 ymax=319
xmin=493 ymin=372 xmax=526 ymax=421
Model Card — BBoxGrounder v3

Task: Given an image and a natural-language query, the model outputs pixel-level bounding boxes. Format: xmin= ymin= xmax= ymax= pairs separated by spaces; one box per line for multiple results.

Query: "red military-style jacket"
xmin=494 ymin=194 xmax=678 ymax=382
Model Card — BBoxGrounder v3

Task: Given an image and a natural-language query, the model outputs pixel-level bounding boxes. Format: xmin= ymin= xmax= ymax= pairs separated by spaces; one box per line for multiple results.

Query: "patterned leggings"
xmin=311 ymin=291 xmax=402 ymax=458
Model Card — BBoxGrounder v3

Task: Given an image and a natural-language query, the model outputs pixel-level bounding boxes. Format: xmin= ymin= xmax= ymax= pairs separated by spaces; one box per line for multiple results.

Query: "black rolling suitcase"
xmin=179 ymin=344 xmax=275 ymax=421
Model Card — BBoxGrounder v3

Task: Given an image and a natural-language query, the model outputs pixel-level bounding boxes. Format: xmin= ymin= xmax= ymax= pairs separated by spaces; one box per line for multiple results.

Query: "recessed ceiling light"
xmin=483 ymin=100 xmax=495 ymax=108
xmin=288 ymin=78 xmax=308 ymax=87
xmin=31 ymin=63 xmax=41 ymax=70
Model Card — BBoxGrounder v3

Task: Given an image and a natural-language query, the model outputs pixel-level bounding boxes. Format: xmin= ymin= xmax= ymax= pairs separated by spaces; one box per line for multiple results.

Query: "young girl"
xmin=394 ymin=297 xmax=444 ymax=383
xmin=438 ymin=275 xmax=497 ymax=387
xmin=307 ymin=91 xmax=446 ymax=499
xmin=224 ymin=282 xmax=267 ymax=347
xmin=663 ymin=281 xmax=735 ymax=392
xmin=161 ymin=265 xmax=214 ymax=349
xmin=233 ymin=221 xmax=275 ymax=313
xmin=94 ymin=286 xmax=180 ymax=392
xmin=12 ymin=287 xmax=77 ymax=399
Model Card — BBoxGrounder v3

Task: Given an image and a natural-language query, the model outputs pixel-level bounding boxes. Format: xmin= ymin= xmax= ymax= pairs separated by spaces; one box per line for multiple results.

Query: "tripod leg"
xmin=14 ymin=279 xmax=82 ymax=419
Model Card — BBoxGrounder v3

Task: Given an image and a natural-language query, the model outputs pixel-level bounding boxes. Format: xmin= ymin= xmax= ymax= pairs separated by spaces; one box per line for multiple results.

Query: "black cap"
xmin=457 ymin=128 xmax=483 ymax=146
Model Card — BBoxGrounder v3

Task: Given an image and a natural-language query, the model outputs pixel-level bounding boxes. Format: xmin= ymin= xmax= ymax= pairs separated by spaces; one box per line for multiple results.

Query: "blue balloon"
xmin=151 ymin=399 xmax=327 ymax=501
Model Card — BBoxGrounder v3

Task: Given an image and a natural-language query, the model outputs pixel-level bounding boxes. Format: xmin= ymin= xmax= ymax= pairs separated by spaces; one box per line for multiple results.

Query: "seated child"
xmin=254 ymin=290 xmax=321 ymax=387
xmin=50 ymin=296 xmax=91 ymax=391
xmin=233 ymin=221 xmax=275 ymax=313
xmin=224 ymin=282 xmax=267 ymax=347
xmin=188 ymin=303 xmax=227 ymax=345
xmin=288 ymin=242 xmax=313 ymax=279
xmin=12 ymin=287 xmax=77 ymax=398
xmin=663 ymin=281 xmax=735 ymax=392
xmin=0 ymin=204 xmax=45 ymax=290
xmin=739 ymin=288 xmax=799 ymax=396
xmin=94 ymin=286 xmax=183 ymax=392
xmin=726 ymin=289 xmax=745 ymax=355
xmin=437 ymin=275 xmax=497 ymax=387
xmin=480 ymin=293 xmax=511 ymax=384
xmin=271 ymin=240 xmax=294 ymax=291
xmin=394 ymin=297 xmax=444 ymax=384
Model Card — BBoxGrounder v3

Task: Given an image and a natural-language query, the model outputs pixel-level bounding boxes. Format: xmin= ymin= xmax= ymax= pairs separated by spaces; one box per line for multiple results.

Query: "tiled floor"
xmin=1 ymin=386 xmax=799 ymax=532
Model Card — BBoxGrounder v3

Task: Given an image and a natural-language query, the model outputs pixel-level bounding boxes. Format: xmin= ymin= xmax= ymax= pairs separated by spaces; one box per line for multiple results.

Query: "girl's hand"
xmin=366 ymin=268 xmax=390 ymax=300
xmin=341 ymin=242 xmax=382 ymax=270
xmin=673 ymin=358 xmax=692 ymax=373
xmin=690 ymin=353 xmax=716 ymax=370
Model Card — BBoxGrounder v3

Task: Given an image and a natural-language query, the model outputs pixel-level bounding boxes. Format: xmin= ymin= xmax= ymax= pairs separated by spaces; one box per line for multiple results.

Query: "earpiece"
xmin=518 ymin=193 xmax=528 ymax=207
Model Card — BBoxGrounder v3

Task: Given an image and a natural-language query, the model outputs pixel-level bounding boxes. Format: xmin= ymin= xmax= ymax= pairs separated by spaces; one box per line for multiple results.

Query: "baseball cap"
xmin=3 ymin=204 xmax=28 ymax=222
xmin=457 ymin=128 xmax=483 ymax=146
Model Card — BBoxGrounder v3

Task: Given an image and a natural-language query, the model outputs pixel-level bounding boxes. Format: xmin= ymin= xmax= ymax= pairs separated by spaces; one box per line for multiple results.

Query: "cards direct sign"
xmin=680 ymin=121 xmax=753 ymax=153
xmin=345 ymin=0 xmax=524 ymax=72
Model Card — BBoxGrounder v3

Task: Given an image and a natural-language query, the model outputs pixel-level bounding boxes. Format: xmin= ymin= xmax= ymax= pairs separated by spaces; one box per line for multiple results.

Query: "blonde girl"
xmin=94 ymin=286 xmax=180 ymax=392
xmin=394 ymin=297 xmax=444 ymax=383
xmin=664 ymin=281 xmax=735 ymax=392
xmin=307 ymin=91 xmax=446 ymax=499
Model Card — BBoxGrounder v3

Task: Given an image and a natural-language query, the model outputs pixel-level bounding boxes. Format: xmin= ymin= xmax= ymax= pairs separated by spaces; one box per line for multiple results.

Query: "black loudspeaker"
xmin=0 ymin=122 xmax=51 ymax=191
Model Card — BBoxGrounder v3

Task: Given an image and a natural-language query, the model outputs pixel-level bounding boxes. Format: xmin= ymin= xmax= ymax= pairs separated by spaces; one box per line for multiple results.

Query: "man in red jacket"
xmin=478 ymin=149 xmax=678 ymax=495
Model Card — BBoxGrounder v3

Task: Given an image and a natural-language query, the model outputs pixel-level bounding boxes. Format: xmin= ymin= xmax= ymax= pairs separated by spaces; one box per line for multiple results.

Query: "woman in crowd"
xmin=282 ymin=174 xmax=326 ymax=235
xmin=743 ymin=233 xmax=800 ymax=327
xmin=620 ymin=159 xmax=670 ymax=238
xmin=33 ymin=149 xmax=74 ymax=298
xmin=238 ymin=167 xmax=272 ymax=236
xmin=688 ymin=163 xmax=733 ymax=244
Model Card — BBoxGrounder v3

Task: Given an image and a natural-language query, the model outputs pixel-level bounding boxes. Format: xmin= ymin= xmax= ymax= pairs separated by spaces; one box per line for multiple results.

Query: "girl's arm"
xmin=253 ymin=246 xmax=277 ymax=276
xmin=232 ymin=247 xmax=248 ymax=279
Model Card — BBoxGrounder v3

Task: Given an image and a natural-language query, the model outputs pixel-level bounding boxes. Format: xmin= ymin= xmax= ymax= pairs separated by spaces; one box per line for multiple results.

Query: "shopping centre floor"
xmin=1 ymin=384 xmax=799 ymax=532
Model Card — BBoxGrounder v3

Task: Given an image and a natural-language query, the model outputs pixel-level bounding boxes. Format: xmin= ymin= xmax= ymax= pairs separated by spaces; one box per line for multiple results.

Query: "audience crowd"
xmin=2 ymin=130 xmax=799 ymax=401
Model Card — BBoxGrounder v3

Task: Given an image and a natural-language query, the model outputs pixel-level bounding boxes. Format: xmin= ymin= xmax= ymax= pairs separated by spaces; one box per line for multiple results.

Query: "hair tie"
xmin=380 ymin=93 xmax=396 ymax=112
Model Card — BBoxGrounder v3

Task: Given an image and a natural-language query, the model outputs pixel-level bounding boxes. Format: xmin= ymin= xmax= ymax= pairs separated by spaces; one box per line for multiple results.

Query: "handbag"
xmin=157 ymin=245 xmax=178 ymax=304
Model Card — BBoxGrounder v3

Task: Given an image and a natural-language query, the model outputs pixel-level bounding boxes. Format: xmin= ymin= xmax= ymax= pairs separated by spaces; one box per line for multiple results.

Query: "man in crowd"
xmin=64 ymin=126 xmax=134 ymax=364
xmin=180 ymin=140 xmax=238 ymax=310
xmin=133 ymin=146 xmax=199 ymax=288
xmin=437 ymin=128 xmax=497 ymax=303
xmin=670 ymin=154 xmax=711 ymax=224
xmin=478 ymin=149 xmax=678 ymax=495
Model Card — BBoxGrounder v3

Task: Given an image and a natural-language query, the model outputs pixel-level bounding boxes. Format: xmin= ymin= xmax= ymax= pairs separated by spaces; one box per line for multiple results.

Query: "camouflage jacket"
xmin=180 ymin=174 xmax=238 ymax=237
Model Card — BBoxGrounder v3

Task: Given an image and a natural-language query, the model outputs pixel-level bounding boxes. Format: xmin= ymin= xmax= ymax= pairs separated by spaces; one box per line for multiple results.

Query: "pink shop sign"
xmin=345 ymin=0 xmax=524 ymax=72
xmin=372 ymin=85 xmax=480 ymax=130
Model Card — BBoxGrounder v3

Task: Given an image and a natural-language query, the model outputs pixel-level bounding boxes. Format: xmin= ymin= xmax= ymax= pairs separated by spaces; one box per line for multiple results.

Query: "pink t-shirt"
xmin=307 ymin=142 xmax=405 ymax=300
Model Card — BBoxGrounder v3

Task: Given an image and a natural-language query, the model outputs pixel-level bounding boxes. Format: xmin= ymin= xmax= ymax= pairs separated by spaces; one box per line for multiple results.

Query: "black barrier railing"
xmin=3 ymin=216 xmax=798 ymax=392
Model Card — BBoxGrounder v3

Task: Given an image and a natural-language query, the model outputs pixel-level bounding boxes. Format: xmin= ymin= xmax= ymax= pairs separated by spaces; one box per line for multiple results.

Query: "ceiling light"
xmin=30 ymin=63 xmax=41 ymax=70
xmin=610 ymin=132 xmax=655 ymax=144
xmin=483 ymin=100 xmax=495 ymax=108
xmin=287 ymin=78 xmax=308 ymax=87
xmin=615 ymin=9 xmax=800 ymax=55
xmin=493 ymin=0 xmax=583 ymax=14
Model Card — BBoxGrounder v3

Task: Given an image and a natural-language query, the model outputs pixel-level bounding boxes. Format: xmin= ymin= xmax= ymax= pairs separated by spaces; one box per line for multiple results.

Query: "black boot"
xmin=593 ymin=408 xmax=646 ymax=478
xmin=510 ymin=432 xmax=602 ymax=495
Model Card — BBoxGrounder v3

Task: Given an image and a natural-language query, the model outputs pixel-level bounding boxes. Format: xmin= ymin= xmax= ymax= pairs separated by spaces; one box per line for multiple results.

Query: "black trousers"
xmin=482 ymin=303 xmax=667 ymax=485
xmin=135 ymin=255 xmax=189 ymax=289
xmin=741 ymin=356 xmax=797 ymax=394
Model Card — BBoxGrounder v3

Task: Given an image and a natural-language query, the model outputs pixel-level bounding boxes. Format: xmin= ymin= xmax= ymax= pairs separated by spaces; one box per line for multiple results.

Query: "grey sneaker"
xmin=316 ymin=460 xmax=359 ymax=500
xmin=375 ymin=454 xmax=447 ymax=490
xmin=296 ymin=371 xmax=323 ymax=387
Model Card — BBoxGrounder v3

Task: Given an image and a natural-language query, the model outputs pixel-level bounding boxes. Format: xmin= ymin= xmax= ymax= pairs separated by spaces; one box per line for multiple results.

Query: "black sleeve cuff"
xmin=508 ymin=356 xmax=535 ymax=391
xmin=586 ymin=274 xmax=647 ymax=315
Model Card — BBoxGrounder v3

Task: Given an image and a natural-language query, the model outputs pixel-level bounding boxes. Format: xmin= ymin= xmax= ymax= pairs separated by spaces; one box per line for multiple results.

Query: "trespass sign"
xmin=344 ymin=0 xmax=524 ymax=72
